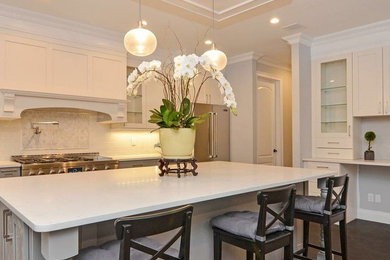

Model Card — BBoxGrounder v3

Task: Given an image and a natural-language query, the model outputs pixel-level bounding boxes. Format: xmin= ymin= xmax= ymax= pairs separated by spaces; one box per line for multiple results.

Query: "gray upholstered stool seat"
xmin=295 ymin=195 xmax=339 ymax=214
xmin=75 ymin=237 xmax=179 ymax=260
xmin=210 ymin=210 xmax=286 ymax=241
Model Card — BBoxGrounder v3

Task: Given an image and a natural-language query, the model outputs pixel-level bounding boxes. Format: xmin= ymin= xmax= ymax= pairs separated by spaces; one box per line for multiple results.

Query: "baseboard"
xmin=357 ymin=208 xmax=390 ymax=225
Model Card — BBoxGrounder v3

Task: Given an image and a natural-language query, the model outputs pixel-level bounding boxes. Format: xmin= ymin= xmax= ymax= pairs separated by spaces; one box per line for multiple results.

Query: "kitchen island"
xmin=0 ymin=161 xmax=334 ymax=260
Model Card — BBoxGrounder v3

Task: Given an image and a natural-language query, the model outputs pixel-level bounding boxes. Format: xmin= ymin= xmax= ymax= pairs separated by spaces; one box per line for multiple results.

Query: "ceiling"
xmin=1 ymin=0 xmax=390 ymax=68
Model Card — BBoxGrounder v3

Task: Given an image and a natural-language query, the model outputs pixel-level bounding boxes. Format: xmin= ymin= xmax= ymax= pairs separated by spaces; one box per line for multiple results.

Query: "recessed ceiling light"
xmin=141 ymin=20 xmax=148 ymax=26
xmin=270 ymin=17 xmax=280 ymax=24
xmin=204 ymin=40 xmax=213 ymax=45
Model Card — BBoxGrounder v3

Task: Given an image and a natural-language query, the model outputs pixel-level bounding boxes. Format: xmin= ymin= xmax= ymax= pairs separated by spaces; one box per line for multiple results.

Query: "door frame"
xmin=256 ymin=72 xmax=284 ymax=166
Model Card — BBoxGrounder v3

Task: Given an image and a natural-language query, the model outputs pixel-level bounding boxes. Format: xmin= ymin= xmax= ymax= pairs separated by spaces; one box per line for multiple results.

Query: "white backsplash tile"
xmin=0 ymin=109 xmax=159 ymax=160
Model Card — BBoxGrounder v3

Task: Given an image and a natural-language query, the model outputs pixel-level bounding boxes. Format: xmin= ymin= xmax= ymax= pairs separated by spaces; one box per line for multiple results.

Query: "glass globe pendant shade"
xmin=202 ymin=48 xmax=227 ymax=71
xmin=124 ymin=26 xmax=157 ymax=57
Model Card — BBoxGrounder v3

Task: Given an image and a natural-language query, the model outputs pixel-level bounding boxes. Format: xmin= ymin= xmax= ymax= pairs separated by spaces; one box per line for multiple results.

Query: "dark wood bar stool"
xmin=75 ymin=205 xmax=193 ymax=260
xmin=210 ymin=185 xmax=296 ymax=260
xmin=294 ymin=175 xmax=349 ymax=260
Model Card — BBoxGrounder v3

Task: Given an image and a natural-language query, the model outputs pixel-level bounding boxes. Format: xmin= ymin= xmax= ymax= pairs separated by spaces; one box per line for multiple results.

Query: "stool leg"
xmin=340 ymin=219 xmax=348 ymax=260
xmin=213 ymin=232 xmax=222 ymax=260
xmin=284 ymin=233 xmax=294 ymax=260
xmin=323 ymin=223 xmax=332 ymax=260
xmin=303 ymin=220 xmax=310 ymax=256
xmin=246 ymin=251 xmax=253 ymax=260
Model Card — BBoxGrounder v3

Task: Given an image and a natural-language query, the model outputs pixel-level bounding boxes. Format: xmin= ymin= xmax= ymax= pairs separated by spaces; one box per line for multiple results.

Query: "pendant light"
xmin=202 ymin=0 xmax=227 ymax=70
xmin=124 ymin=0 xmax=157 ymax=56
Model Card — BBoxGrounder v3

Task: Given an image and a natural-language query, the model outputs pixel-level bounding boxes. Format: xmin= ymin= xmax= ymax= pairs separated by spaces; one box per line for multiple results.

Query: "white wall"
xmin=0 ymin=109 xmax=159 ymax=160
xmin=225 ymin=59 xmax=257 ymax=163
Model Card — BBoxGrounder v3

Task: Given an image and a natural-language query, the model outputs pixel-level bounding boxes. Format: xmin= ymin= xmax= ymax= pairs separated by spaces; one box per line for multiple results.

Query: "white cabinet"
xmin=353 ymin=48 xmax=383 ymax=116
xmin=383 ymin=46 xmax=390 ymax=115
xmin=0 ymin=33 xmax=127 ymax=101
xmin=312 ymin=54 xmax=357 ymax=158
xmin=196 ymin=80 xmax=224 ymax=105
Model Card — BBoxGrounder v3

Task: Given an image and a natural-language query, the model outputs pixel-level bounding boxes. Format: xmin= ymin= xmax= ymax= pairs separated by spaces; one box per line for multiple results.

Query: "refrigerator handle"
xmin=214 ymin=112 xmax=218 ymax=158
xmin=208 ymin=112 xmax=214 ymax=159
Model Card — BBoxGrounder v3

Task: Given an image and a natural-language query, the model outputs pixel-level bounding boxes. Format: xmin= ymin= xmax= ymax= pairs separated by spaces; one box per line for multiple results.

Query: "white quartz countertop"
xmin=0 ymin=161 xmax=21 ymax=168
xmin=0 ymin=161 xmax=334 ymax=233
xmin=303 ymin=157 xmax=390 ymax=167
xmin=108 ymin=153 xmax=161 ymax=161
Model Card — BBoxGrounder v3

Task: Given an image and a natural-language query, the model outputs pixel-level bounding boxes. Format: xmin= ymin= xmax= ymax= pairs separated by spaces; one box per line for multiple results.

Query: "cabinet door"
xmin=145 ymin=80 xmax=165 ymax=129
xmin=90 ymin=53 xmax=126 ymax=100
xmin=312 ymin=54 xmax=352 ymax=147
xmin=383 ymin=46 xmax=390 ymax=115
xmin=51 ymin=44 xmax=89 ymax=96
xmin=353 ymin=48 xmax=383 ymax=116
xmin=0 ymin=35 xmax=48 ymax=93
xmin=0 ymin=203 xmax=13 ymax=260
xmin=208 ymin=81 xmax=224 ymax=105
xmin=12 ymin=214 xmax=29 ymax=260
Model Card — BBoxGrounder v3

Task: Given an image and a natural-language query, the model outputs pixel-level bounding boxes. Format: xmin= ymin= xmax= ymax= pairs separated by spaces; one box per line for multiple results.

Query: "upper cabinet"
xmin=383 ymin=46 xmax=390 ymax=115
xmin=312 ymin=54 xmax=357 ymax=159
xmin=196 ymin=79 xmax=224 ymax=105
xmin=0 ymin=34 xmax=127 ymax=101
xmin=352 ymin=48 xmax=383 ymax=116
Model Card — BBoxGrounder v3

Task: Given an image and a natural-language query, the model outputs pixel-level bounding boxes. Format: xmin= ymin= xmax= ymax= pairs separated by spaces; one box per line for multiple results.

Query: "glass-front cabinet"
xmin=312 ymin=54 xmax=355 ymax=158
xmin=320 ymin=59 xmax=348 ymax=133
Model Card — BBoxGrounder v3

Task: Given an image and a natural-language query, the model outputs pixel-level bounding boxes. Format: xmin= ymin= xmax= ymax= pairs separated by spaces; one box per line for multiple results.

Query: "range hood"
xmin=0 ymin=89 xmax=127 ymax=123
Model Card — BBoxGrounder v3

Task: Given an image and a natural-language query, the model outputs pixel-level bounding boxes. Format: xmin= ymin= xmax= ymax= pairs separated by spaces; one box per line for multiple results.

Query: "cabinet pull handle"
xmin=327 ymin=142 xmax=339 ymax=144
xmin=386 ymin=100 xmax=389 ymax=114
xmin=3 ymin=209 xmax=12 ymax=242
xmin=378 ymin=101 xmax=382 ymax=114
xmin=328 ymin=152 xmax=340 ymax=155
xmin=348 ymin=125 xmax=351 ymax=137
xmin=316 ymin=166 xmax=329 ymax=169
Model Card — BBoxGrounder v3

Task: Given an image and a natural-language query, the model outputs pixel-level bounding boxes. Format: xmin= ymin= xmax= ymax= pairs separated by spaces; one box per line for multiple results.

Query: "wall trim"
xmin=282 ymin=33 xmax=312 ymax=47
xmin=228 ymin=52 xmax=262 ymax=65
xmin=357 ymin=208 xmax=390 ymax=225
xmin=0 ymin=3 xmax=124 ymax=53
xmin=257 ymin=58 xmax=291 ymax=72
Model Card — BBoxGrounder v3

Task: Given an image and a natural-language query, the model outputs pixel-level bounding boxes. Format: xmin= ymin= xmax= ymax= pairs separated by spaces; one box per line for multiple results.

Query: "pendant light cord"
xmin=212 ymin=0 xmax=215 ymax=49
xmin=139 ymin=0 xmax=142 ymax=24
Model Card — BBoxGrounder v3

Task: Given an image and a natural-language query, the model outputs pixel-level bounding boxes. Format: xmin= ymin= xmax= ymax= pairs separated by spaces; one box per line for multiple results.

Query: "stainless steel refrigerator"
xmin=194 ymin=104 xmax=230 ymax=162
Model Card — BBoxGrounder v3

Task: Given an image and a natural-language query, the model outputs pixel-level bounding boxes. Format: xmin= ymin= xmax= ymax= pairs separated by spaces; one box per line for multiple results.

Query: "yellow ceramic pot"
xmin=159 ymin=128 xmax=196 ymax=159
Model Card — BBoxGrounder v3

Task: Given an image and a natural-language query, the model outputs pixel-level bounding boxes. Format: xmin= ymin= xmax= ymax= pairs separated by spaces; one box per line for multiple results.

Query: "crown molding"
xmin=257 ymin=58 xmax=291 ymax=72
xmin=161 ymin=0 xmax=279 ymax=22
xmin=228 ymin=52 xmax=263 ymax=65
xmin=282 ymin=33 xmax=313 ymax=47
xmin=0 ymin=3 xmax=125 ymax=53
xmin=313 ymin=19 xmax=390 ymax=47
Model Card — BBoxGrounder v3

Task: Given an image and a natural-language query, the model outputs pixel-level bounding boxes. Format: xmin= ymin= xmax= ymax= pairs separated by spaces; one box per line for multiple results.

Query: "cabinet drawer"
xmin=314 ymin=138 xmax=352 ymax=149
xmin=313 ymin=148 xmax=353 ymax=159
xmin=304 ymin=161 xmax=340 ymax=174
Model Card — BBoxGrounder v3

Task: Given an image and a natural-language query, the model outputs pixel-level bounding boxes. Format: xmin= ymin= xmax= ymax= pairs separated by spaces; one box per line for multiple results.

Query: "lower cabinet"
xmin=303 ymin=161 xmax=358 ymax=223
xmin=0 ymin=202 xmax=29 ymax=260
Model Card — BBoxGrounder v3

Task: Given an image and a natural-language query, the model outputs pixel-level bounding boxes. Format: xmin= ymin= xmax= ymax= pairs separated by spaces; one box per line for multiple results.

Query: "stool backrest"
xmin=325 ymin=175 xmax=349 ymax=213
xmin=256 ymin=185 xmax=296 ymax=241
xmin=115 ymin=205 xmax=193 ymax=260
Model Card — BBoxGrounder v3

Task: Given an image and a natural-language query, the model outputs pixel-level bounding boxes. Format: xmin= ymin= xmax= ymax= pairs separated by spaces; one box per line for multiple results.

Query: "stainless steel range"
xmin=12 ymin=153 xmax=119 ymax=176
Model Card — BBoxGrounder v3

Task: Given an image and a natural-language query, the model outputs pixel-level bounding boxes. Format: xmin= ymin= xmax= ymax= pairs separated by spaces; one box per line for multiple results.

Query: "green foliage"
xmin=364 ymin=131 xmax=376 ymax=151
xmin=364 ymin=131 xmax=376 ymax=142
xmin=148 ymin=98 xmax=210 ymax=129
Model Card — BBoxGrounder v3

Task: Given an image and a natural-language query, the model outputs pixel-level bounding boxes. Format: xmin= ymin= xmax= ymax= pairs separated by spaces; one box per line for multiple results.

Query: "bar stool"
xmin=210 ymin=185 xmax=296 ymax=260
xmin=75 ymin=205 xmax=193 ymax=260
xmin=294 ymin=175 xmax=349 ymax=260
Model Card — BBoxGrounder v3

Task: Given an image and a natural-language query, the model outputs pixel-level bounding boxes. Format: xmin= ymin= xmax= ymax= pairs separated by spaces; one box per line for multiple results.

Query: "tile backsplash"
xmin=0 ymin=108 xmax=159 ymax=160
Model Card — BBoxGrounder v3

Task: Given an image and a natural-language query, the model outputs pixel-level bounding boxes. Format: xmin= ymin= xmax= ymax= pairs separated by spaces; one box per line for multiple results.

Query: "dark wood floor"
xmin=306 ymin=219 xmax=390 ymax=260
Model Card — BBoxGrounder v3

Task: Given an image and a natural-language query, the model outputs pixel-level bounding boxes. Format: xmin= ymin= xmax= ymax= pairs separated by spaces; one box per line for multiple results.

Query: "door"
xmin=353 ymin=48 xmax=383 ymax=116
xmin=256 ymin=78 xmax=278 ymax=165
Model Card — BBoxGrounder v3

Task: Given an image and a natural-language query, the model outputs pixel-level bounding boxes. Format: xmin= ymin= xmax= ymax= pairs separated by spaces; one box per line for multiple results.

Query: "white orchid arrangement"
xmin=127 ymin=54 xmax=237 ymax=129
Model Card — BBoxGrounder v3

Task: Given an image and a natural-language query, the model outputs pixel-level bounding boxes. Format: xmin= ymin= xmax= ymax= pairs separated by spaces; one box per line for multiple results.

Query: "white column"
xmin=225 ymin=52 xmax=260 ymax=163
xmin=283 ymin=34 xmax=313 ymax=167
